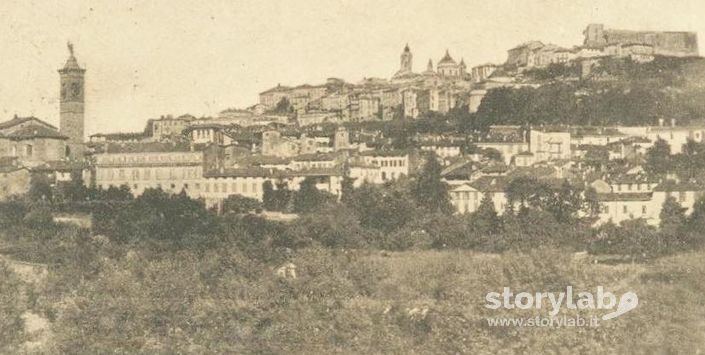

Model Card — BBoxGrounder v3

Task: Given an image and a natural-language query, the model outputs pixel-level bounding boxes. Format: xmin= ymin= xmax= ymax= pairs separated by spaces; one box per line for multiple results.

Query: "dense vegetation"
xmin=475 ymin=57 xmax=705 ymax=128
xmin=2 ymin=151 xmax=705 ymax=352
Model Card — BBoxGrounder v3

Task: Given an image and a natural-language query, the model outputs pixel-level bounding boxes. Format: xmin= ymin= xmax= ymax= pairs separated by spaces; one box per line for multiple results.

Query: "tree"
xmin=103 ymin=185 xmax=133 ymax=201
xmin=262 ymin=180 xmax=276 ymax=211
xmin=105 ymin=188 xmax=214 ymax=244
xmin=345 ymin=183 xmax=417 ymax=234
xmin=645 ymin=138 xmax=673 ymax=175
xmin=685 ymin=196 xmax=705 ymax=235
xmin=546 ymin=180 xmax=584 ymax=223
xmin=274 ymin=180 xmax=292 ymax=211
xmin=268 ymin=97 xmax=293 ymax=114
xmin=222 ymin=195 xmax=262 ymax=214
xmin=340 ymin=175 xmax=355 ymax=204
xmin=507 ymin=177 xmax=585 ymax=222
xmin=481 ymin=148 xmax=503 ymax=162
xmin=293 ymin=177 xmax=328 ymax=213
xmin=583 ymin=186 xmax=601 ymax=217
xmin=412 ymin=154 xmax=453 ymax=214
xmin=28 ymin=174 xmax=53 ymax=201
xmin=23 ymin=203 xmax=55 ymax=228
xmin=473 ymin=193 xmax=500 ymax=235
xmin=659 ymin=195 xmax=686 ymax=234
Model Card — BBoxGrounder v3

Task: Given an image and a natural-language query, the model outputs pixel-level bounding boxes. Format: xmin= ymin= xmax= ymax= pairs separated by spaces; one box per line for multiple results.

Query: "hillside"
xmin=475 ymin=56 xmax=705 ymax=128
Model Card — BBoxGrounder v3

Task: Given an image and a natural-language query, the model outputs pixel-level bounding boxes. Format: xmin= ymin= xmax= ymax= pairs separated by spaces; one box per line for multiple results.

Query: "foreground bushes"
xmin=27 ymin=244 xmax=705 ymax=354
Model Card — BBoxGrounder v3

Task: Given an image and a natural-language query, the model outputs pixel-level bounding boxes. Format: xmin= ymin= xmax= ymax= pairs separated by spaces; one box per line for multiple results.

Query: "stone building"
xmin=92 ymin=142 xmax=204 ymax=197
xmin=147 ymin=115 xmax=194 ymax=139
xmin=471 ymin=64 xmax=498 ymax=83
xmin=583 ymin=23 xmax=699 ymax=57
xmin=259 ymin=84 xmax=292 ymax=108
xmin=58 ymin=43 xmax=86 ymax=159
xmin=356 ymin=150 xmax=410 ymax=182
xmin=0 ymin=116 xmax=69 ymax=166
xmin=436 ymin=50 xmax=466 ymax=79
xmin=529 ymin=129 xmax=572 ymax=162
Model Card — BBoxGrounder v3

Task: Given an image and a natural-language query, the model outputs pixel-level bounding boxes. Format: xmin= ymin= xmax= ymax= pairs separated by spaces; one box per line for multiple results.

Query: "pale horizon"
xmin=1 ymin=0 xmax=704 ymax=135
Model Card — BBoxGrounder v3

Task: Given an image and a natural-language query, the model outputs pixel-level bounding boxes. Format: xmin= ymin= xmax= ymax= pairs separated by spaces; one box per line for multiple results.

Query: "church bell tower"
xmin=400 ymin=43 xmax=413 ymax=73
xmin=59 ymin=42 xmax=86 ymax=159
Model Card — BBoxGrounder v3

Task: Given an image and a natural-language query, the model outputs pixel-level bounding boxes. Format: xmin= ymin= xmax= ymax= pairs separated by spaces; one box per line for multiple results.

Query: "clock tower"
xmin=59 ymin=42 xmax=86 ymax=159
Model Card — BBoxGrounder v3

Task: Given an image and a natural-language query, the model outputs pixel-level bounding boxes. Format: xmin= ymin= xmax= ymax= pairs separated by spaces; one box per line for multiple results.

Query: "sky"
xmin=1 ymin=0 xmax=704 ymax=135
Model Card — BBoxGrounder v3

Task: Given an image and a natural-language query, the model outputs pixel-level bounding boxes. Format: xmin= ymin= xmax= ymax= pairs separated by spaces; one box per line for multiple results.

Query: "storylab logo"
xmin=484 ymin=286 xmax=638 ymax=326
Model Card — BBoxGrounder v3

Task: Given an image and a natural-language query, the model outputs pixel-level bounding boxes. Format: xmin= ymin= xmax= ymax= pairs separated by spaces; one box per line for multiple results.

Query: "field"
xmin=3 ymin=239 xmax=705 ymax=354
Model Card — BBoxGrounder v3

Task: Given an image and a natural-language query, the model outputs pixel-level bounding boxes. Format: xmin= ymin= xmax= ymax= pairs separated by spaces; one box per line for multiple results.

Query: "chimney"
xmin=658 ymin=118 xmax=664 ymax=127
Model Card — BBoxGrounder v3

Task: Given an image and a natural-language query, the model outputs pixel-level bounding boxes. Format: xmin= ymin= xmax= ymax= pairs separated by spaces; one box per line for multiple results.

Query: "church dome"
xmin=438 ymin=50 xmax=457 ymax=67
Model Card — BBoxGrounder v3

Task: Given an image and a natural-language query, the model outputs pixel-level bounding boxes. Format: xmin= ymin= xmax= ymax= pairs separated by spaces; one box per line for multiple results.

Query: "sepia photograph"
xmin=1 ymin=0 xmax=705 ymax=353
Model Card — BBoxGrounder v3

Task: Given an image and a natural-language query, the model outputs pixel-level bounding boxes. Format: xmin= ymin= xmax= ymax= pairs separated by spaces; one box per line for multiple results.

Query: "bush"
xmin=23 ymin=204 xmax=55 ymax=228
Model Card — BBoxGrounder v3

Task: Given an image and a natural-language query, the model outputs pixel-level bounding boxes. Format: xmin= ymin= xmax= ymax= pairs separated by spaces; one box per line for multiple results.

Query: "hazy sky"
xmin=1 ymin=0 xmax=704 ymax=134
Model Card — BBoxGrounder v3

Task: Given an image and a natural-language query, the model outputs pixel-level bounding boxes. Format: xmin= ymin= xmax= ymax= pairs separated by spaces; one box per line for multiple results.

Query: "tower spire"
xmin=59 ymin=42 xmax=86 ymax=160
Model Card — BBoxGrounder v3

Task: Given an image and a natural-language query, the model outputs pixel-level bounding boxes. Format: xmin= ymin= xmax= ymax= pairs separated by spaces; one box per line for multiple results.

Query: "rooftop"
xmin=7 ymin=125 xmax=68 ymax=140
xmin=0 ymin=116 xmax=57 ymax=131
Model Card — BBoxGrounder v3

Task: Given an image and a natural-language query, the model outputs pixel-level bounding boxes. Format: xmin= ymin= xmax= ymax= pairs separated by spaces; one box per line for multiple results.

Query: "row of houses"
xmin=89 ymin=140 xmax=414 ymax=208
xmin=447 ymin=171 xmax=704 ymax=227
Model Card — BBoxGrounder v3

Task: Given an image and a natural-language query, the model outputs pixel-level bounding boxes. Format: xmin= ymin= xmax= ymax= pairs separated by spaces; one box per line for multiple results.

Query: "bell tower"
xmin=400 ymin=43 xmax=413 ymax=73
xmin=59 ymin=42 xmax=86 ymax=159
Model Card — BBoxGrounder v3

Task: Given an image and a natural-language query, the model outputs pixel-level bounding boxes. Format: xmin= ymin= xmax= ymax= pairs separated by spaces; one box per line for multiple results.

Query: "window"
xmin=642 ymin=206 xmax=647 ymax=214
xmin=623 ymin=206 xmax=628 ymax=214
xmin=25 ymin=144 xmax=33 ymax=157
xmin=679 ymin=191 xmax=686 ymax=202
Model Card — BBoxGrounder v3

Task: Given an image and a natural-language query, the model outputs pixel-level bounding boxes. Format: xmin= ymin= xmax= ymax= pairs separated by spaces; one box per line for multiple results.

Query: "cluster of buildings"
xmin=2 ymin=28 xmax=705 ymax=227
xmin=0 ymin=44 xmax=88 ymax=200
xmin=258 ymin=44 xmax=474 ymax=122
xmin=465 ymin=24 xmax=701 ymax=113
xmin=440 ymin=121 xmax=705 ymax=226
xmin=506 ymin=24 xmax=699 ymax=71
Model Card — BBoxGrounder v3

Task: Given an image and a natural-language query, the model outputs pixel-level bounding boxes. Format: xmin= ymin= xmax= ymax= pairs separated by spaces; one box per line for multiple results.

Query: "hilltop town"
xmin=1 ymin=23 xmax=705 ymax=228
xmin=3 ymin=16 xmax=705 ymax=354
